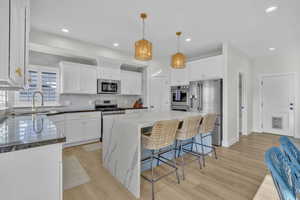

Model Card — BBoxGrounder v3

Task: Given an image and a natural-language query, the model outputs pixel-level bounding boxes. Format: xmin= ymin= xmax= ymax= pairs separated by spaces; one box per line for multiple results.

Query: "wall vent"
xmin=272 ymin=117 xmax=283 ymax=129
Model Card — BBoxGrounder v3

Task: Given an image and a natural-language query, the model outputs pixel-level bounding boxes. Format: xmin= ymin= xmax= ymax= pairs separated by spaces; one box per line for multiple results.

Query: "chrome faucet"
xmin=32 ymin=91 xmax=44 ymax=112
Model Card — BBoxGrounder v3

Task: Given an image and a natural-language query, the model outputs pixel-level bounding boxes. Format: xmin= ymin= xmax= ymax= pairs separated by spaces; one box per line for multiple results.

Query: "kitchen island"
xmin=0 ymin=114 xmax=66 ymax=200
xmin=102 ymin=111 xmax=212 ymax=198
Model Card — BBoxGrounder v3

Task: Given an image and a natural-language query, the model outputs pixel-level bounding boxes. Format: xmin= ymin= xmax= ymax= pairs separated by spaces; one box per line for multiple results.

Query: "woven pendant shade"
xmin=135 ymin=13 xmax=152 ymax=61
xmin=135 ymin=39 xmax=152 ymax=61
xmin=171 ymin=32 xmax=186 ymax=69
xmin=171 ymin=52 xmax=186 ymax=68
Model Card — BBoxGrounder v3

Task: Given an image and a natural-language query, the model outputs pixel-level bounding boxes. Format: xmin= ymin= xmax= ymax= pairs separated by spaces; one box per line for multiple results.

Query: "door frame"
xmin=236 ymin=72 xmax=247 ymax=140
xmin=259 ymin=72 xmax=297 ymax=136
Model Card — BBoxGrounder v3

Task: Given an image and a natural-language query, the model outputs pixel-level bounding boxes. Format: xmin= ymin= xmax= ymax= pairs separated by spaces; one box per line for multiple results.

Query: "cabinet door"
xmin=60 ymin=64 xmax=80 ymax=93
xmin=82 ymin=118 xmax=101 ymax=140
xmin=0 ymin=0 xmax=10 ymax=81
xmin=65 ymin=119 xmax=84 ymax=144
xmin=121 ymin=70 xmax=130 ymax=95
xmin=188 ymin=55 xmax=224 ymax=81
xmin=80 ymin=67 xmax=97 ymax=94
xmin=121 ymin=70 xmax=142 ymax=95
xmin=170 ymin=68 xmax=188 ymax=86
xmin=9 ymin=0 xmax=29 ymax=87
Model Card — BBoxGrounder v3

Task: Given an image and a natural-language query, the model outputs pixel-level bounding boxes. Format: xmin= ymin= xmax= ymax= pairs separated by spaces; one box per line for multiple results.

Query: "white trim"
xmin=222 ymin=136 xmax=239 ymax=147
xmin=237 ymin=72 xmax=248 ymax=140
xmin=259 ymin=72 xmax=297 ymax=136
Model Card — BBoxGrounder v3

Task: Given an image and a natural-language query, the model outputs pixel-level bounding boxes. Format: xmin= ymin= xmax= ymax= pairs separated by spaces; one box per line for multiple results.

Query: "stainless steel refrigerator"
xmin=189 ymin=79 xmax=223 ymax=146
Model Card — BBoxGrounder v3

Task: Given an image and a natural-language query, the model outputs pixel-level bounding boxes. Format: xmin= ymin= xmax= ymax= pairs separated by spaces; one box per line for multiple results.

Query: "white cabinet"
xmin=170 ymin=68 xmax=189 ymax=86
xmin=0 ymin=143 xmax=63 ymax=200
xmin=60 ymin=62 xmax=97 ymax=94
xmin=0 ymin=0 xmax=30 ymax=89
xmin=121 ymin=70 xmax=142 ymax=95
xmin=188 ymin=55 xmax=224 ymax=81
xmin=98 ymin=66 xmax=121 ymax=80
xmin=97 ymin=60 xmax=121 ymax=80
xmin=64 ymin=112 xmax=101 ymax=145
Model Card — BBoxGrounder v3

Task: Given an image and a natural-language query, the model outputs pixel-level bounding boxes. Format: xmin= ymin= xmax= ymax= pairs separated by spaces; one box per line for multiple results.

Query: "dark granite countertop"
xmin=0 ymin=115 xmax=66 ymax=153
xmin=120 ymin=107 xmax=148 ymax=110
xmin=45 ymin=107 xmax=148 ymax=116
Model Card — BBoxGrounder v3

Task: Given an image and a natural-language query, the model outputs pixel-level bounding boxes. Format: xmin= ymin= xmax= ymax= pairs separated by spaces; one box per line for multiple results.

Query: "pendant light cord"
xmin=142 ymin=18 xmax=145 ymax=39
xmin=177 ymin=35 xmax=180 ymax=52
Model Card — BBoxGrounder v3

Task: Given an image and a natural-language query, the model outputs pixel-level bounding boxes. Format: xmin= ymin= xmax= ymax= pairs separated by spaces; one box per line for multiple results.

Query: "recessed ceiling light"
xmin=113 ymin=43 xmax=119 ymax=47
xmin=269 ymin=47 xmax=276 ymax=51
xmin=61 ymin=28 xmax=69 ymax=33
xmin=185 ymin=38 xmax=192 ymax=42
xmin=265 ymin=6 xmax=278 ymax=13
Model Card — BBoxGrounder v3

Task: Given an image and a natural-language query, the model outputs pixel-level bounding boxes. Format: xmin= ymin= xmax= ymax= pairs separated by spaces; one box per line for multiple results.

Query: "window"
xmin=0 ymin=91 xmax=7 ymax=108
xmin=15 ymin=66 xmax=59 ymax=106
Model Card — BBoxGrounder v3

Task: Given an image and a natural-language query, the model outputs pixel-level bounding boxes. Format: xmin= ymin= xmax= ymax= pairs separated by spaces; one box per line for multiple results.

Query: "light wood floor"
xmin=63 ymin=133 xmax=280 ymax=200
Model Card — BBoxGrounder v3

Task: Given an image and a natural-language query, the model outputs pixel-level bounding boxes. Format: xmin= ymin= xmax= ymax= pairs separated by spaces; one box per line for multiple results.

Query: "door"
xmin=150 ymin=77 xmax=170 ymax=111
xmin=261 ymin=74 xmax=295 ymax=136
xmin=238 ymin=73 xmax=246 ymax=136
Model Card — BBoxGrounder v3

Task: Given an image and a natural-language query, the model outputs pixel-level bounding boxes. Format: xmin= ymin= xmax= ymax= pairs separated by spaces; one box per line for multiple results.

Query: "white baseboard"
xmin=222 ymin=136 xmax=239 ymax=147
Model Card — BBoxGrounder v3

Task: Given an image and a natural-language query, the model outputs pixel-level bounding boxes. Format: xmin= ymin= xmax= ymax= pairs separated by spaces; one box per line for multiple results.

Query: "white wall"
xmin=223 ymin=43 xmax=253 ymax=147
xmin=252 ymin=47 xmax=300 ymax=138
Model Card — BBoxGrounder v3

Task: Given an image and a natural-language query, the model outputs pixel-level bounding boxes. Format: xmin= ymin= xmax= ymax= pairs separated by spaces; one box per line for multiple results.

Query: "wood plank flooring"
xmin=63 ymin=133 xmax=280 ymax=200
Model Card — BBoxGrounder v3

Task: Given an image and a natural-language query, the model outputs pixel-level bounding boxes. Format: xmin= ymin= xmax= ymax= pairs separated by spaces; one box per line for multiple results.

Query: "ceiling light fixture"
xmin=135 ymin=13 xmax=152 ymax=61
xmin=171 ymin=32 xmax=186 ymax=69
xmin=265 ymin=6 xmax=278 ymax=13
xmin=185 ymin=38 xmax=192 ymax=42
xmin=113 ymin=43 xmax=119 ymax=47
xmin=269 ymin=47 xmax=276 ymax=51
xmin=61 ymin=28 xmax=69 ymax=33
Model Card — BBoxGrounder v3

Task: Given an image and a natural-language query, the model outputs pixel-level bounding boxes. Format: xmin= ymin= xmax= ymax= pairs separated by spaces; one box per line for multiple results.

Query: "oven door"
xmin=97 ymin=79 xmax=120 ymax=94
xmin=171 ymin=89 xmax=188 ymax=106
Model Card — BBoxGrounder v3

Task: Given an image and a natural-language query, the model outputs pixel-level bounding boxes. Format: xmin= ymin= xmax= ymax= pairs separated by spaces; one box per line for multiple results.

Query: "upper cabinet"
xmin=60 ymin=62 xmax=97 ymax=94
xmin=121 ymin=70 xmax=142 ymax=95
xmin=97 ymin=60 xmax=121 ymax=80
xmin=0 ymin=0 xmax=30 ymax=89
xmin=188 ymin=55 xmax=224 ymax=81
xmin=170 ymin=68 xmax=189 ymax=86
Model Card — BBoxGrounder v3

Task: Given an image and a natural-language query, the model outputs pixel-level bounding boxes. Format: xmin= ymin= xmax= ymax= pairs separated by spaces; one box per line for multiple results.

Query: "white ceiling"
xmin=30 ymin=0 xmax=300 ymax=59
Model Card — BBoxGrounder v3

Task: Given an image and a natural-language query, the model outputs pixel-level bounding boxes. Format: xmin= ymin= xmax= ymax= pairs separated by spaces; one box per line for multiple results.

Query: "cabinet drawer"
xmin=64 ymin=112 xmax=101 ymax=120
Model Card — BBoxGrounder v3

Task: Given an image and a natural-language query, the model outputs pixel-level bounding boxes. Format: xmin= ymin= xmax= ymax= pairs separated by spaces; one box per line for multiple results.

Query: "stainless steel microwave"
xmin=97 ymin=79 xmax=121 ymax=94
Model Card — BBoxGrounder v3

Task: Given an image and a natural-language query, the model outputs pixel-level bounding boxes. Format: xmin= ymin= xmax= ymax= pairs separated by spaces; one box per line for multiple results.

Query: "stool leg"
xmin=156 ymin=149 xmax=160 ymax=166
xmin=179 ymin=141 xmax=185 ymax=180
xmin=173 ymin=145 xmax=180 ymax=184
xmin=213 ymin=146 xmax=218 ymax=159
xmin=200 ymin=134 xmax=206 ymax=167
xmin=194 ymin=138 xmax=202 ymax=169
xmin=151 ymin=150 xmax=155 ymax=200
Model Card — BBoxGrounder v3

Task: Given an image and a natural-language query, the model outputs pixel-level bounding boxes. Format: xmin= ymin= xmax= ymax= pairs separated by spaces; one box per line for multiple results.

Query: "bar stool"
xmin=141 ymin=119 xmax=180 ymax=200
xmin=197 ymin=113 xmax=218 ymax=167
xmin=175 ymin=115 xmax=203 ymax=180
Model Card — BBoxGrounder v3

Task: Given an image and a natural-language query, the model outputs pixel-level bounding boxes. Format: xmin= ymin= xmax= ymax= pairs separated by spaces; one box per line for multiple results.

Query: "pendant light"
xmin=171 ymin=32 xmax=186 ymax=68
xmin=135 ymin=13 xmax=152 ymax=61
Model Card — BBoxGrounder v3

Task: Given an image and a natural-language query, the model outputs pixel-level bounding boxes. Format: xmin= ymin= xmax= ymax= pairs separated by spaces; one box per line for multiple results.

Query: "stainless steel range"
xmin=170 ymin=85 xmax=190 ymax=111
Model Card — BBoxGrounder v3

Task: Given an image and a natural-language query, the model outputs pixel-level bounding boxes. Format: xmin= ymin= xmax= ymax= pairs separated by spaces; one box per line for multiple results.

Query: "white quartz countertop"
xmin=110 ymin=111 xmax=201 ymax=127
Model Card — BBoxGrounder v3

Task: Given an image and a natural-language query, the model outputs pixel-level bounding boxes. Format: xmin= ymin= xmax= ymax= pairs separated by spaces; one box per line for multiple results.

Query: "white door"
xmin=261 ymin=74 xmax=295 ymax=136
xmin=150 ymin=77 xmax=170 ymax=111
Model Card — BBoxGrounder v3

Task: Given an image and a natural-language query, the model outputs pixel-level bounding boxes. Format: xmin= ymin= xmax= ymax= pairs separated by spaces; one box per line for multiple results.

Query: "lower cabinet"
xmin=48 ymin=112 xmax=102 ymax=147
xmin=0 ymin=143 xmax=63 ymax=200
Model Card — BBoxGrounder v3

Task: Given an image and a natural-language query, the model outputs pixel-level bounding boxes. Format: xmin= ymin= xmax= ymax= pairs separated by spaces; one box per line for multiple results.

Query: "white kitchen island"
xmin=102 ymin=111 xmax=212 ymax=198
